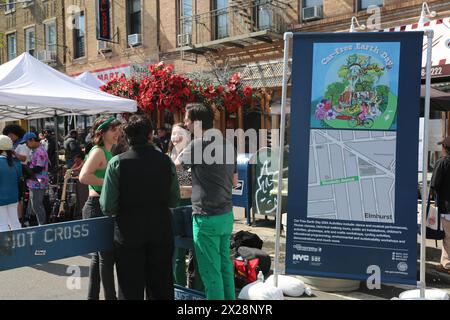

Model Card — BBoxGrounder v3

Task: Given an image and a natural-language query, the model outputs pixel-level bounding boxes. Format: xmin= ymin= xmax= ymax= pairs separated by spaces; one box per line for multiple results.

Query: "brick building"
xmin=156 ymin=0 xmax=450 ymax=132
xmin=64 ymin=0 xmax=160 ymax=82
xmin=0 ymin=0 xmax=66 ymax=131
xmin=0 ymin=0 xmax=65 ymax=71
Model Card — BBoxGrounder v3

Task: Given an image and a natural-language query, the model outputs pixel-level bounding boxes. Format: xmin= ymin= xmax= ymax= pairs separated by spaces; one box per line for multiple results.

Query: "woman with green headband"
xmin=80 ymin=115 xmax=121 ymax=300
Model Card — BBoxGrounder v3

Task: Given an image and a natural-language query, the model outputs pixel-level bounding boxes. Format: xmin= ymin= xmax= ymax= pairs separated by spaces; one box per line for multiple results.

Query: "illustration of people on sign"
xmin=310 ymin=43 xmax=400 ymax=131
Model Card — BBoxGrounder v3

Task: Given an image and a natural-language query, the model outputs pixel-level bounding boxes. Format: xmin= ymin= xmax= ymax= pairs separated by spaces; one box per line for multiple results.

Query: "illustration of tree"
xmin=376 ymin=85 xmax=390 ymax=111
xmin=355 ymin=80 xmax=373 ymax=92
xmin=338 ymin=65 xmax=349 ymax=80
xmin=325 ymin=82 xmax=346 ymax=106
xmin=338 ymin=54 xmax=384 ymax=87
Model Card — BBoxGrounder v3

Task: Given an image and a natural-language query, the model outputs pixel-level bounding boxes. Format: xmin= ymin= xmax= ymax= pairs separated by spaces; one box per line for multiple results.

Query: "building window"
xmin=7 ymin=33 xmax=16 ymax=61
xmin=215 ymin=0 xmax=228 ymax=39
xmin=6 ymin=0 xmax=15 ymax=13
xmin=73 ymin=12 xmax=86 ymax=58
xmin=302 ymin=0 xmax=323 ymax=7
xmin=358 ymin=0 xmax=383 ymax=11
xmin=254 ymin=0 xmax=273 ymax=30
xmin=127 ymin=0 xmax=141 ymax=35
xmin=25 ymin=27 xmax=35 ymax=56
xmin=45 ymin=21 xmax=57 ymax=54
xmin=301 ymin=0 xmax=323 ymax=21
xmin=178 ymin=0 xmax=192 ymax=35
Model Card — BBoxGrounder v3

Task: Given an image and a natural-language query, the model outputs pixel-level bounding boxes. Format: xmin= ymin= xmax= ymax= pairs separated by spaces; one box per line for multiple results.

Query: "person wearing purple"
xmin=22 ymin=132 xmax=49 ymax=226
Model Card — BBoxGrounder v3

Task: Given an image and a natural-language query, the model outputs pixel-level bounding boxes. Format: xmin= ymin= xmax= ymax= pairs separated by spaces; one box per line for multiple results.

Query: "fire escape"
xmin=176 ymin=0 xmax=291 ymax=55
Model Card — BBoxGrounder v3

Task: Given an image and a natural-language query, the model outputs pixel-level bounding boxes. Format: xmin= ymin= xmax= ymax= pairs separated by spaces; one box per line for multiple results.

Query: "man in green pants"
xmin=175 ymin=102 xmax=237 ymax=300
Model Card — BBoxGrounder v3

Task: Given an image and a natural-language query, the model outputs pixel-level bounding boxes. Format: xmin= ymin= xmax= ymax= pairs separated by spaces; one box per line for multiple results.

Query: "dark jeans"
xmin=116 ymin=242 xmax=174 ymax=300
xmin=82 ymin=196 xmax=117 ymax=300
xmin=27 ymin=188 xmax=46 ymax=225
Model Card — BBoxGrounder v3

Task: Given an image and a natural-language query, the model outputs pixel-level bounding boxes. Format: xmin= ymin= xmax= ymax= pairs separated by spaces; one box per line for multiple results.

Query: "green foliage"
xmin=339 ymin=54 xmax=384 ymax=88
xmin=325 ymin=82 xmax=346 ymax=106
xmin=376 ymin=85 xmax=390 ymax=112
xmin=354 ymin=80 xmax=372 ymax=92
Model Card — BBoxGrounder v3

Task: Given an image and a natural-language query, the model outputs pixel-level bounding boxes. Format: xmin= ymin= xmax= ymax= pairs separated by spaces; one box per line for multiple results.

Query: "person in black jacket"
xmin=431 ymin=136 xmax=450 ymax=274
xmin=64 ymin=130 xmax=82 ymax=168
xmin=100 ymin=115 xmax=180 ymax=300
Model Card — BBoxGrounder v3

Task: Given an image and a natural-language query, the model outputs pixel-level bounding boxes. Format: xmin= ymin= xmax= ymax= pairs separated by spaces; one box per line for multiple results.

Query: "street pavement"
xmin=0 ymin=207 xmax=449 ymax=300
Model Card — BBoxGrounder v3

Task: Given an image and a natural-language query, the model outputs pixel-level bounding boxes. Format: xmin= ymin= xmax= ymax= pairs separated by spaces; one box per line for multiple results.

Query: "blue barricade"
xmin=0 ymin=217 xmax=114 ymax=272
xmin=0 ymin=214 xmax=204 ymax=299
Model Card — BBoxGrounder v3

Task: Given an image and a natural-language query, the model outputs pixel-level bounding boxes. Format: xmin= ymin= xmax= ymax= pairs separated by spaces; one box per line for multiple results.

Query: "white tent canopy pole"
xmin=273 ymin=32 xmax=293 ymax=287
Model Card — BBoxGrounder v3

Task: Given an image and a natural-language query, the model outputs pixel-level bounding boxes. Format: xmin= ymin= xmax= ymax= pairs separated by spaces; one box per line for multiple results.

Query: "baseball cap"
xmin=19 ymin=132 xmax=37 ymax=144
xmin=437 ymin=136 xmax=450 ymax=148
xmin=0 ymin=135 xmax=13 ymax=151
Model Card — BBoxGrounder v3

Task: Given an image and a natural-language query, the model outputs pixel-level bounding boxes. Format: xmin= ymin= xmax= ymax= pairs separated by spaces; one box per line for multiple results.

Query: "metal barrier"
xmin=0 ymin=214 xmax=205 ymax=300
xmin=0 ymin=217 xmax=113 ymax=272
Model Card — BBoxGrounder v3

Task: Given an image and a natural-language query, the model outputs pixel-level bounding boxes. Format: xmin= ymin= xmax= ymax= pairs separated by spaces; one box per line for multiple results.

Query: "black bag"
xmin=237 ymin=246 xmax=271 ymax=277
xmin=426 ymin=191 xmax=445 ymax=241
xmin=230 ymin=230 xmax=263 ymax=251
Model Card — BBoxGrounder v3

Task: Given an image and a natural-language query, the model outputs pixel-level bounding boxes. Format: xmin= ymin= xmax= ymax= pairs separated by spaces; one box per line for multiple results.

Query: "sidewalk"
xmin=232 ymin=207 xmax=450 ymax=300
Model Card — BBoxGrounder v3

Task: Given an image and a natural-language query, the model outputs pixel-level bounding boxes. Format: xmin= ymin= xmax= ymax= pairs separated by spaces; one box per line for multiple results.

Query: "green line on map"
xmin=320 ymin=176 xmax=359 ymax=186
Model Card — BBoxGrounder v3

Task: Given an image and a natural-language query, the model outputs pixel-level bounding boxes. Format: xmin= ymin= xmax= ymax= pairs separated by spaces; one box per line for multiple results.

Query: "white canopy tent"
xmin=0 ymin=52 xmax=137 ymax=122
xmin=74 ymin=71 xmax=105 ymax=90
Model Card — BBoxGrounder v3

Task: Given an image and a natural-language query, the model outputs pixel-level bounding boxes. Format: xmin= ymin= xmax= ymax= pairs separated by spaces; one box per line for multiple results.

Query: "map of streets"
xmin=307 ymin=129 xmax=396 ymax=223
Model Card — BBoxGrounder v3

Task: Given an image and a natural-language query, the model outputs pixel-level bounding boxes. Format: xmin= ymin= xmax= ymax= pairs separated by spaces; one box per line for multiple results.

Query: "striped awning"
xmin=381 ymin=18 xmax=450 ymax=78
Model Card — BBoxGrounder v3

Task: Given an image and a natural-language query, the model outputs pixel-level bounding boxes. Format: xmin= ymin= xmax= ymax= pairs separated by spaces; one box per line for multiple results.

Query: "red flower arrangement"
xmin=100 ymin=74 xmax=140 ymax=101
xmin=101 ymin=62 xmax=253 ymax=115
xmin=192 ymin=72 xmax=253 ymax=113
xmin=138 ymin=62 xmax=194 ymax=113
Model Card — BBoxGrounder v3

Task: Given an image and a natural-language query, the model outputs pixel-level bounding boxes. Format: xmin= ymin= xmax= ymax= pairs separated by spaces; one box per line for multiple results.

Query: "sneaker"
xmin=436 ymin=264 xmax=450 ymax=275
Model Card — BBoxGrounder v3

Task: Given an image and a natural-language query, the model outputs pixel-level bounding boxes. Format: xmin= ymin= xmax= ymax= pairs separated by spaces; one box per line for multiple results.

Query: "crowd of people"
xmin=0 ymin=101 xmax=238 ymax=300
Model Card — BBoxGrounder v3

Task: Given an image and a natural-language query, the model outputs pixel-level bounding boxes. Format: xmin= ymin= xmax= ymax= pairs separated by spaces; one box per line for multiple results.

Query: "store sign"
xmin=285 ymin=32 xmax=423 ymax=285
xmin=421 ymin=64 xmax=450 ymax=78
xmin=96 ymin=0 xmax=111 ymax=41
xmin=92 ymin=64 xmax=131 ymax=82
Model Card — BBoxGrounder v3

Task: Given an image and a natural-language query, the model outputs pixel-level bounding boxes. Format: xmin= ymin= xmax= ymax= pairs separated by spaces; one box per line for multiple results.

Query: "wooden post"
xmin=238 ymin=105 xmax=244 ymax=130
xmin=260 ymin=89 xmax=266 ymax=130
xmin=212 ymin=104 xmax=221 ymax=131
xmin=447 ymin=111 xmax=450 ymax=138
xmin=221 ymin=109 xmax=226 ymax=134
xmin=174 ymin=111 xmax=182 ymax=124
xmin=265 ymin=89 xmax=273 ymax=130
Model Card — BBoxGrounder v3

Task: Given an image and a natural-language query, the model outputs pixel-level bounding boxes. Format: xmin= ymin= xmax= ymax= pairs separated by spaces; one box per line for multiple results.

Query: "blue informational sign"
xmin=285 ymin=32 xmax=423 ymax=285
xmin=0 ymin=217 xmax=114 ymax=271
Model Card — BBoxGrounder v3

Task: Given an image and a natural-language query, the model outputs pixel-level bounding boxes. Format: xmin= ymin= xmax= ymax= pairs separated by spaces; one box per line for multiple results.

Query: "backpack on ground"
xmin=230 ymin=230 xmax=263 ymax=251
xmin=234 ymin=256 xmax=260 ymax=288
xmin=237 ymin=246 xmax=271 ymax=278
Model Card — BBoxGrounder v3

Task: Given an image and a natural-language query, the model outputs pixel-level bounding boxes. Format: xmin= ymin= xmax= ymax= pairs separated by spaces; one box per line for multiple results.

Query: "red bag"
xmin=234 ymin=257 xmax=259 ymax=288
